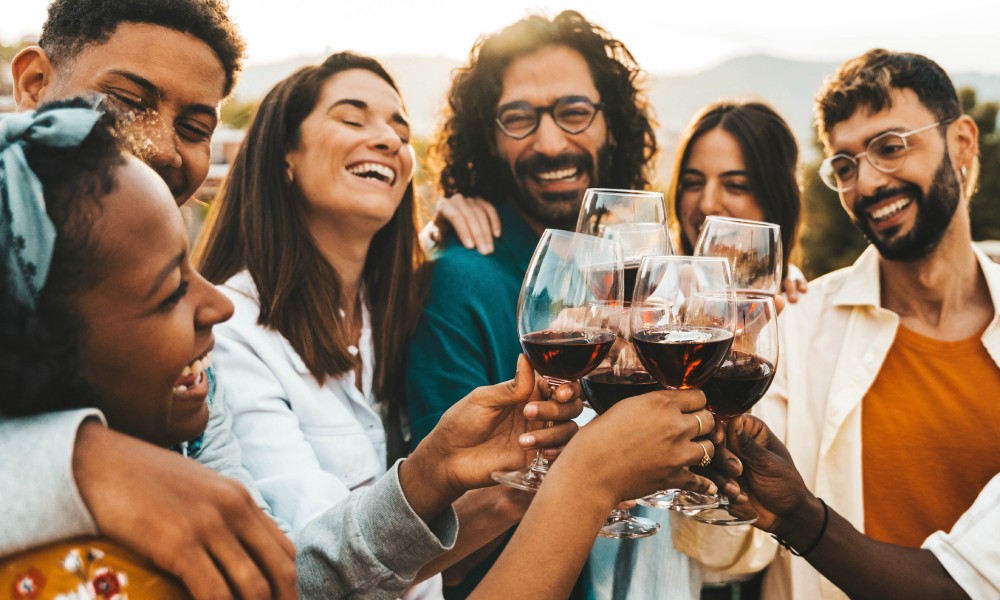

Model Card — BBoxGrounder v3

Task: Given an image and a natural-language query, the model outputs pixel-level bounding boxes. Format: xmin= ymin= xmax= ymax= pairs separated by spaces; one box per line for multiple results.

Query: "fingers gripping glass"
xmin=496 ymin=96 xmax=604 ymax=139
xmin=819 ymin=118 xmax=955 ymax=192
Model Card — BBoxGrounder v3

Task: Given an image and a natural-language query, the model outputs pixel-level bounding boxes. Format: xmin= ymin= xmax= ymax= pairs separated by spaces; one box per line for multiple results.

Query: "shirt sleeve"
xmin=0 ymin=409 xmax=104 ymax=556
xmin=922 ymin=473 xmax=1000 ymax=600
xmin=296 ymin=459 xmax=458 ymax=600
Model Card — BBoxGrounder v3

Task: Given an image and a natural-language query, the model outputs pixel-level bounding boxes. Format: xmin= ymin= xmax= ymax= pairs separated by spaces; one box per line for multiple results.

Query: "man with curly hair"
xmin=406 ymin=11 xmax=660 ymax=597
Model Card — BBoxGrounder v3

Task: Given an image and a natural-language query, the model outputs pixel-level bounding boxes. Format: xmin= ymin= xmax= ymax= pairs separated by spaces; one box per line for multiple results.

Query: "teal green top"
xmin=407 ymin=201 xmax=539 ymax=447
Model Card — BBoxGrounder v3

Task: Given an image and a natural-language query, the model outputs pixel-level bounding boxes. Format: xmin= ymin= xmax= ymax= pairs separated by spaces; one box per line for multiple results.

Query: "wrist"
xmin=773 ymin=494 xmax=826 ymax=551
xmin=399 ymin=443 xmax=464 ymax=523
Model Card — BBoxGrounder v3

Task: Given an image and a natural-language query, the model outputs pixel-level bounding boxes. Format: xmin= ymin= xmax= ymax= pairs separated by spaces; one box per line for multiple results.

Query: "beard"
xmin=500 ymin=145 xmax=613 ymax=230
xmin=850 ymin=151 xmax=961 ymax=262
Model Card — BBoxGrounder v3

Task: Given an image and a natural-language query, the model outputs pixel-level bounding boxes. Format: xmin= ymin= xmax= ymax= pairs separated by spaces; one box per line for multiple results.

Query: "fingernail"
xmin=523 ymin=404 xmax=538 ymax=418
xmin=707 ymin=483 xmax=718 ymax=494
xmin=519 ymin=434 xmax=535 ymax=446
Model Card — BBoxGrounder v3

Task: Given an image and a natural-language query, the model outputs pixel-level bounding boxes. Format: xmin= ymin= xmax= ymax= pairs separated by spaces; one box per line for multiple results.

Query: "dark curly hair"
xmin=0 ymin=97 xmax=128 ymax=417
xmin=432 ymin=10 xmax=657 ymax=202
xmin=40 ymin=0 xmax=246 ymax=97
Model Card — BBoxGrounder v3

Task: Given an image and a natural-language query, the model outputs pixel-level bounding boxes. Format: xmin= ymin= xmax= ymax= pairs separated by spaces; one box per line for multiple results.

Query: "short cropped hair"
xmin=40 ymin=0 xmax=246 ymax=96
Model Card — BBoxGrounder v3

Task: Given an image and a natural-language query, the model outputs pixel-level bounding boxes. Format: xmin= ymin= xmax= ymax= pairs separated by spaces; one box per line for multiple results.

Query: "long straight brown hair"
xmin=195 ymin=52 xmax=426 ymax=411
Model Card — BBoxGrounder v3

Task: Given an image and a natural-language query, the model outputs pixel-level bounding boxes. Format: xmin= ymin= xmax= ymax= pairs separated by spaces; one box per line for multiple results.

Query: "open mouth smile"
xmin=173 ymin=351 xmax=212 ymax=394
xmin=347 ymin=162 xmax=397 ymax=186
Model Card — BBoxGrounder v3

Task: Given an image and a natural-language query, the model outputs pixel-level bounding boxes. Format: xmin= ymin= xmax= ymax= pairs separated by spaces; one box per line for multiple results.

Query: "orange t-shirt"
xmin=862 ymin=325 xmax=1000 ymax=548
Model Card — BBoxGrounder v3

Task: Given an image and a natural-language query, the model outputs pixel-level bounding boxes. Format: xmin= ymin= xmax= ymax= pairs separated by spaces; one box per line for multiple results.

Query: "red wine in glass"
xmin=520 ymin=330 xmax=616 ymax=382
xmin=632 ymin=326 xmax=734 ymax=390
xmin=702 ymin=351 xmax=775 ymax=421
xmin=580 ymin=367 xmax=661 ymax=415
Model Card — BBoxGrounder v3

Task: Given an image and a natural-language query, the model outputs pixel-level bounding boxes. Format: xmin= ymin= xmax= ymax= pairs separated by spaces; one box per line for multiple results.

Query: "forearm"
xmin=469 ymin=453 xmax=614 ymax=599
xmin=415 ymin=486 xmax=526 ymax=582
xmin=780 ymin=498 xmax=968 ymax=600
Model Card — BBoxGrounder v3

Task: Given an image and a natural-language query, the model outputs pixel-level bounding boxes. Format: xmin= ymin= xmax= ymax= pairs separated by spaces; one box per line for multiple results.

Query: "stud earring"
xmin=961 ymin=165 xmax=968 ymax=181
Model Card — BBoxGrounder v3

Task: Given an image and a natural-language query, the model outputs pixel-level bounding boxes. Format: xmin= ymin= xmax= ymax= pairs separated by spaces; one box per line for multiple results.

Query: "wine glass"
xmin=684 ymin=296 xmax=778 ymax=525
xmin=693 ymin=216 xmax=782 ymax=296
xmin=576 ymin=188 xmax=674 ymax=538
xmin=630 ymin=255 xmax=736 ymax=510
xmin=492 ymin=229 xmax=623 ymax=492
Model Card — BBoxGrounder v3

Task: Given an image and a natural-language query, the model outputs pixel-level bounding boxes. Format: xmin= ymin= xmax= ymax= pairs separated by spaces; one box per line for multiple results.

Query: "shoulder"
xmin=425 ymin=240 xmax=522 ymax=299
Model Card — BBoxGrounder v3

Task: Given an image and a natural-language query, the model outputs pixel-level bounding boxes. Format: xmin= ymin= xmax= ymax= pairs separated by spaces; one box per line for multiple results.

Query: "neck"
xmin=307 ymin=214 xmax=371 ymax=309
xmin=879 ymin=211 xmax=992 ymax=337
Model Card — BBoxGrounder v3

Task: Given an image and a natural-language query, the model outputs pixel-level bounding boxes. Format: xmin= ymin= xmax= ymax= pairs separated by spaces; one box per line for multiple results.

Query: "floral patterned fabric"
xmin=0 ymin=538 xmax=189 ymax=599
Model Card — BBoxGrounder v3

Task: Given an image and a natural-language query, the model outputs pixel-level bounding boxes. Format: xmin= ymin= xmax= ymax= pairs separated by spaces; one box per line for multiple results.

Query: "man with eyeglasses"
xmin=405 ymin=11 xmax=662 ymax=597
xmin=709 ymin=48 xmax=1000 ymax=599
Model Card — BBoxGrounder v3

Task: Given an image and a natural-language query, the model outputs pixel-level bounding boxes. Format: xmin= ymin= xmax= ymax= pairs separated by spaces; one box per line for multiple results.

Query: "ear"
xmin=950 ymin=114 xmax=979 ymax=173
xmin=284 ymin=157 xmax=295 ymax=183
xmin=12 ymin=46 xmax=56 ymax=109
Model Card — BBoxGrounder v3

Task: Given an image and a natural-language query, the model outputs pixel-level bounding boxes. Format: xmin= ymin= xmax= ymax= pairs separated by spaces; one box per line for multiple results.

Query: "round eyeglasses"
xmin=819 ymin=118 xmax=955 ymax=192
xmin=495 ymin=95 xmax=604 ymax=140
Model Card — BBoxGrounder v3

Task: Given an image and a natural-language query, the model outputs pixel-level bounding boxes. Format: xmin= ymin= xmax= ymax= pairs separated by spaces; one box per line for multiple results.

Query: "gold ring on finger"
xmin=696 ymin=441 xmax=711 ymax=467
xmin=693 ymin=413 xmax=704 ymax=437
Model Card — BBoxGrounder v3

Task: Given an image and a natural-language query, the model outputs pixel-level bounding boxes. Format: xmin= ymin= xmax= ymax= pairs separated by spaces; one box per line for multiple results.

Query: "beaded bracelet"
xmin=772 ymin=498 xmax=829 ymax=557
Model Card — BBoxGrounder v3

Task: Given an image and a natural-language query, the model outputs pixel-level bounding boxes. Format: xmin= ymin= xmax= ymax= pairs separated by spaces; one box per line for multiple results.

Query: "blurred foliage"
xmin=797 ymin=86 xmax=1000 ymax=280
xmin=0 ymin=42 xmax=23 ymax=63
xmin=219 ymin=98 xmax=258 ymax=130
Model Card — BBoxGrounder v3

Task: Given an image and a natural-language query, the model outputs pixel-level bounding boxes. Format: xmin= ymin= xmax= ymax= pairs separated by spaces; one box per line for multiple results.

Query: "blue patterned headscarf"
xmin=0 ymin=108 xmax=101 ymax=308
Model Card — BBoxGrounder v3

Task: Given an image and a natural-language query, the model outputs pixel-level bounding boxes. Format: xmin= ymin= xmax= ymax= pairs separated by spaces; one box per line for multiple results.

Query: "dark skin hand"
xmin=74 ymin=421 xmax=297 ymax=600
xmin=720 ymin=415 xmax=970 ymax=600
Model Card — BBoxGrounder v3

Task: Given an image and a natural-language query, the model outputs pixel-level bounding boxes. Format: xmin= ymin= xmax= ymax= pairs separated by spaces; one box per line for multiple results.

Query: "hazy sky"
xmin=4 ymin=0 xmax=1000 ymax=75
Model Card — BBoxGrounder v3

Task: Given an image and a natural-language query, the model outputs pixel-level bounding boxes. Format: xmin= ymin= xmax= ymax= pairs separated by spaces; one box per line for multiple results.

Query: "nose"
xmin=139 ymin=115 xmax=183 ymax=170
xmin=853 ymin=155 xmax=892 ymax=199
xmin=195 ymin=276 xmax=234 ymax=330
xmin=698 ymin=180 xmax=725 ymax=217
xmin=531 ymin=112 xmax=570 ymax=156
xmin=370 ymin=121 xmax=403 ymax=154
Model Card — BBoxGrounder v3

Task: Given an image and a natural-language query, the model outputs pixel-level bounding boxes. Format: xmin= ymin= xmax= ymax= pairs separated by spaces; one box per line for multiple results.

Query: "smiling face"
xmin=493 ymin=44 xmax=609 ymax=230
xmin=25 ymin=23 xmax=226 ymax=205
xmin=825 ymin=88 xmax=966 ymax=261
xmin=285 ymin=68 xmax=414 ymax=235
xmin=677 ymin=127 xmax=767 ymax=248
xmin=73 ymin=157 xmax=233 ymax=446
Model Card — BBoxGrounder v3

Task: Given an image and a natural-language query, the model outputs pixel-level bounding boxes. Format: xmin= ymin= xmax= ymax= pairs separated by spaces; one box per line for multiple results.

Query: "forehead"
xmin=55 ymin=22 xmax=226 ymax=107
xmin=686 ymin=128 xmax=746 ymax=170
xmin=91 ymin=157 xmax=186 ymax=279
xmin=824 ymin=88 xmax=937 ymax=153
xmin=498 ymin=44 xmax=599 ymax=105
xmin=316 ymin=68 xmax=406 ymax=114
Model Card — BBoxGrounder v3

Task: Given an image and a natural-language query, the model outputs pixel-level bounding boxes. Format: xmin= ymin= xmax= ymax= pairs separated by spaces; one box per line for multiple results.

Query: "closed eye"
xmin=159 ymin=279 xmax=190 ymax=310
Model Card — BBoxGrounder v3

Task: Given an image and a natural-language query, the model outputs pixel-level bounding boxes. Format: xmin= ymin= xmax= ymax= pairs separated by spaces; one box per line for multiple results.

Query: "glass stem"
xmin=528 ymin=377 xmax=564 ymax=475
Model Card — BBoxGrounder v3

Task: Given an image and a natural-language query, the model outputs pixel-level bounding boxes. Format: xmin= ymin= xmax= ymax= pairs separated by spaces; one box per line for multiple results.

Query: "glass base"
xmin=491 ymin=467 xmax=546 ymax=492
xmin=598 ymin=511 xmax=660 ymax=539
xmin=636 ymin=488 xmax=719 ymax=511
xmin=682 ymin=506 xmax=758 ymax=526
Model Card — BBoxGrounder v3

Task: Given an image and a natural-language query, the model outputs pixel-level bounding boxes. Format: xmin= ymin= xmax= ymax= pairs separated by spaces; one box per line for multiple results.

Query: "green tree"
xmin=219 ymin=98 xmax=258 ymax=130
xmin=962 ymin=88 xmax=1000 ymax=241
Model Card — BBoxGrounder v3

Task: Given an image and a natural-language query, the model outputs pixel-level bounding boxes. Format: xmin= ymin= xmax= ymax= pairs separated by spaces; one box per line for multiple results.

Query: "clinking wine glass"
xmin=576 ymin=188 xmax=674 ymax=538
xmin=492 ymin=229 xmax=623 ymax=492
xmin=629 ymin=255 xmax=736 ymax=510
xmin=693 ymin=216 xmax=782 ymax=296
xmin=684 ymin=295 xmax=778 ymax=525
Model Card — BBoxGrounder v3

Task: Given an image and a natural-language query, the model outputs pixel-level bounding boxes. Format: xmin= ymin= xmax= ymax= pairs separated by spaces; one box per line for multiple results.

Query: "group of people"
xmin=0 ymin=1 xmax=996 ymax=600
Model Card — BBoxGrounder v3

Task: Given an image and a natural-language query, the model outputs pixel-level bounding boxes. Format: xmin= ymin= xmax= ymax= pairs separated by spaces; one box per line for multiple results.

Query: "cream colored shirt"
xmin=686 ymin=244 xmax=1000 ymax=599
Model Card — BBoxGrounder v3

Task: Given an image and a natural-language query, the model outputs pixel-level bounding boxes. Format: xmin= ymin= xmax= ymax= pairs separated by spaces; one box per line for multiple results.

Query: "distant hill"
xmin=234 ymin=52 xmax=1000 ymax=178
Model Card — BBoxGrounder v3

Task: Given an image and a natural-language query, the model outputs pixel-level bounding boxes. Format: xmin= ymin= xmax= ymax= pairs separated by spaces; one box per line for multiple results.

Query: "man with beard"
xmin=405 ymin=11 xmax=657 ymax=597
xmin=701 ymin=49 xmax=1000 ymax=599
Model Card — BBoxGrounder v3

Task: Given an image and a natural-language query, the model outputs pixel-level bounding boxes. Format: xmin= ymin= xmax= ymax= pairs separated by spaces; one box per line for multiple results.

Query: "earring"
xmin=961 ymin=165 xmax=968 ymax=181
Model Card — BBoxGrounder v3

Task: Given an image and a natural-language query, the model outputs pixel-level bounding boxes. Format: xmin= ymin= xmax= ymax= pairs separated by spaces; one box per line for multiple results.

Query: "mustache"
xmin=855 ymin=183 xmax=921 ymax=216
xmin=515 ymin=151 xmax=593 ymax=181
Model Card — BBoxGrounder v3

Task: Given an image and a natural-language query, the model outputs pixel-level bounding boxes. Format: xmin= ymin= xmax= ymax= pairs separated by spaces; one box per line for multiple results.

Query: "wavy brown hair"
xmin=195 ymin=52 xmax=425 ymax=409
xmin=668 ymin=101 xmax=801 ymax=273
xmin=432 ymin=10 xmax=657 ymax=201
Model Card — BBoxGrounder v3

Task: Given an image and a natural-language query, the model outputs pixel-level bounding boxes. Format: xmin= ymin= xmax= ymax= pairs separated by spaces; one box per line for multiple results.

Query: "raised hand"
xmin=429 ymin=194 xmax=501 ymax=254
xmin=74 ymin=422 xmax=298 ymax=600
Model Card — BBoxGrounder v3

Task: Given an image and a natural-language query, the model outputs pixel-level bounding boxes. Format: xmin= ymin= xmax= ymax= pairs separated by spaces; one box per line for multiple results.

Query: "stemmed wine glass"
xmin=693 ymin=216 xmax=782 ymax=296
xmin=576 ymin=188 xmax=674 ymax=538
xmin=492 ymin=229 xmax=623 ymax=492
xmin=630 ymin=255 xmax=736 ymax=510
xmin=684 ymin=295 xmax=778 ymax=525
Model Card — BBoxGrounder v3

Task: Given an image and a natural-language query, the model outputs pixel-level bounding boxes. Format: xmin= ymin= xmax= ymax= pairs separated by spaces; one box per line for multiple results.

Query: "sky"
xmin=3 ymin=0 xmax=1000 ymax=75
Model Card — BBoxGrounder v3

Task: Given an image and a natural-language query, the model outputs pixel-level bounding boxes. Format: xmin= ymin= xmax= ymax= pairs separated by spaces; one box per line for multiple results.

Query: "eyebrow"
xmin=146 ymin=251 xmax=185 ymax=300
xmin=833 ymin=126 xmax=904 ymax=155
xmin=680 ymin=168 xmax=748 ymax=177
xmin=107 ymin=70 xmax=219 ymax=122
xmin=329 ymin=98 xmax=410 ymax=129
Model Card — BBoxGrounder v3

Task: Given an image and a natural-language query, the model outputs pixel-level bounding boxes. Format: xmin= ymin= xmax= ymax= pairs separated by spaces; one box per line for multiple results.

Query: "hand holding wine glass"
xmin=492 ymin=230 xmax=623 ymax=492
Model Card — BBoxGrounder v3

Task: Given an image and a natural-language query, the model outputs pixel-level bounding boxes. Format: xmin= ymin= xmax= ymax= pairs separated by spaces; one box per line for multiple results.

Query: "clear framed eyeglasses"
xmin=819 ymin=117 xmax=956 ymax=192
xmin=495 ymin=95 xmax=604 ymax=140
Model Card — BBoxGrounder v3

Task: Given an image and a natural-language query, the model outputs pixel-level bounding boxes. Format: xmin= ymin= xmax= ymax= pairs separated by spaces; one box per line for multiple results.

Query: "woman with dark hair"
xmin=669 ymin=100 xmax=808 ymax=302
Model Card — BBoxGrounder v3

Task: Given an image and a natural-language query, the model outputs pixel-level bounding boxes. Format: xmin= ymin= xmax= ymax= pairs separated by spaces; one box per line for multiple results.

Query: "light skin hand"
xmin=432 ymin=194 xmax=502 ymax=254
xmin=73 ymin=421 xmax=297 ymax=600
xmin=781 ymin=263 xmax=809 ymax=304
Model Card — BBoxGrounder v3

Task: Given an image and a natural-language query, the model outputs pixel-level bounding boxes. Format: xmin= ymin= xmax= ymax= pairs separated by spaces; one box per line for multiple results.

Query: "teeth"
xmin=536 ymin=167 xmax=578 ymax=181
xmin=180 ymin=365 xmax=192 ymax=377
xmin=203 ymin=352 xmax=212 ymax=369
xmin=347 ymin=162 xmax=396 ymax=185
xmin=869 ymin=197 xmax=912 ymax=221
xmin=173 ymin=384 xmax=190 ymax=393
